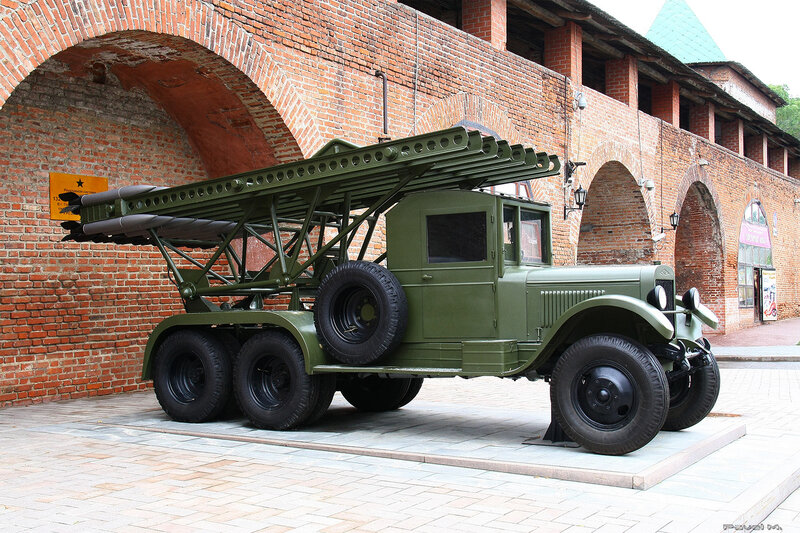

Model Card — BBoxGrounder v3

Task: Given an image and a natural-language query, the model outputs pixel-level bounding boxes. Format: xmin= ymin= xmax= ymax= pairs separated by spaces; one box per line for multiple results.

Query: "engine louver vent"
xmin=540 ymin=290 xmax=605 ymax=327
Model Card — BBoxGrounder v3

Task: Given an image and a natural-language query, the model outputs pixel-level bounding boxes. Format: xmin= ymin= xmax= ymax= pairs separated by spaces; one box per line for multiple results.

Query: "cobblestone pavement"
xmin=1 ymin=367 xmax=800 ymax=532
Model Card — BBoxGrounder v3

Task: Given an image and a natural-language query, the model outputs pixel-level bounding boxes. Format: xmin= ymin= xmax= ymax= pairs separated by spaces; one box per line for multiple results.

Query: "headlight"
xmin=682 ymin=287 xmax=701 ymax=310
xmin=648 ymin=285 xmax=667 ymax=310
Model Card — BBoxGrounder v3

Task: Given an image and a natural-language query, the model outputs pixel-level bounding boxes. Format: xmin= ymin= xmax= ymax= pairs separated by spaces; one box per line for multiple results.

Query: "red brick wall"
xmin=544 ymin=22 xmax=582 ymax=85
xmin=693 ymin=65 xmax=778 ymax=124
xmin=690 ymin=102 xmax=715 ymax=142
xmin=652 ymin=81 xmax=679 ymax=127
xmin=605 ymin=56 xmax=637 ymax=108
xmin=745 ymin=134 xmax=768 ymax=164
xmin=0 ymin=0 xmax=798 ymax=407
xmin=790 ymin=158 xmax=800 ymax=179
xmin=719 ymin=119 xmax=744 ymax=155
xmin=0 ymin=62 xmax=207 ymax=405
xmin=462 ymin=0 xmax=506 ymax=50
xmin=768 ymin=147 xmax=788 ymax=174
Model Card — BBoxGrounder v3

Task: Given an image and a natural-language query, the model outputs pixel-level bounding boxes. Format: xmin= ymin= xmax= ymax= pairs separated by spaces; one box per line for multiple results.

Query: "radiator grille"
xmin=656 ymin=279 xmax=676 ymax=328
xmin=540 ymin=290 xmax=605 ymax=327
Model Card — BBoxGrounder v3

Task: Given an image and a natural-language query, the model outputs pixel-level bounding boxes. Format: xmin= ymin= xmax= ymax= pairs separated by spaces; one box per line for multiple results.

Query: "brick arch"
xmin=0 ymin=0 xmax=323 ymax=157
xmin=577 ymin=160 xmax=655 ymax=265
xmin=415 ymin=92 xmax=527 ymax=143
xmin=673 ymin=164 xmax=727 ymax=246
xmin=582 ymin=141 xmax=657 ymax=229
xmin=414 ymin=92 xmax=546 ymax=200
xmin=674 ymin=168 xmax=726 ymax=331
xmin=584 ymin=141 xmax=638 ymax=181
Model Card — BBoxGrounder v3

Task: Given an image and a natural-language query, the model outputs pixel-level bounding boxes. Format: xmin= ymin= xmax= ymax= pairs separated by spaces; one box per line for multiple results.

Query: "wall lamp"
xmin=564 ymin=186 xmax=587 ymax=219
xmin=661 ymin=211 xmax=680 ymax=232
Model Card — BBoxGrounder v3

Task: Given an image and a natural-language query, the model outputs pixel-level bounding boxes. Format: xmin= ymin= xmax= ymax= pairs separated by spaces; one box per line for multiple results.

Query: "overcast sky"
xmin=588 ymin=0 xmax=800 ymax=98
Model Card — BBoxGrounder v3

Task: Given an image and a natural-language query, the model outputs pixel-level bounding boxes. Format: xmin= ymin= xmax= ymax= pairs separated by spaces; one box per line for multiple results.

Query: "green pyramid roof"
xmin=646 ymin=0 xmax=725 ymax=63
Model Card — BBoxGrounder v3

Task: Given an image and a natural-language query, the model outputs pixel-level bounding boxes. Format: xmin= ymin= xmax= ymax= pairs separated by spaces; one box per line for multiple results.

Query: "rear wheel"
xmin=550 ymin=334 xmax=669 ymax=455
xmin=215 ymin=331 xmax=242 ymax=419
xmin=341 ymin=376 xmax=415 ymax=412
xmin=233 ymin=331 xmax=323 ymax=430
xmin=397 ymin=377 xmax=424 ymax=408
xmin=663 ymin=352 xmax=720 ymax=431
xmin=306 ymin=373 xmax=337 ymax=425
xmin=153 ymin=329 xmax=231 ymax=423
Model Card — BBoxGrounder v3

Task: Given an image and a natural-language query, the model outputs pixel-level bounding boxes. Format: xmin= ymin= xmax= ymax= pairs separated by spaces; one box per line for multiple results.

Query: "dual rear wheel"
xmin=153 ymin=329 xmax=423 ymax=429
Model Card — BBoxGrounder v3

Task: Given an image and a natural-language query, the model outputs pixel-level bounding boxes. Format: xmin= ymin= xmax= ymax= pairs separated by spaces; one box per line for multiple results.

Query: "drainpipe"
xmin=375 ymin=70 xmax=391 ymax=143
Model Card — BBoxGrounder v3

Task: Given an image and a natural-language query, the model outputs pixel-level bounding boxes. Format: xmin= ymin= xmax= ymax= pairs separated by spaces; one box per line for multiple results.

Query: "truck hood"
xmin=525 ymin=264 xmax=674 ymax=284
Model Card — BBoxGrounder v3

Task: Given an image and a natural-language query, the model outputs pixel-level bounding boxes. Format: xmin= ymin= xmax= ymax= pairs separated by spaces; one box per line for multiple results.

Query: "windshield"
xmin=504 ymin=205 xmax=547 ymax=264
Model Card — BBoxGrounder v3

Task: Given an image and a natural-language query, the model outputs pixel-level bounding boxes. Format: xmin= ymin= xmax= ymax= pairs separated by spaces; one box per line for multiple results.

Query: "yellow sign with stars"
xmin=49 ymin=173 xmax=109 ymax=221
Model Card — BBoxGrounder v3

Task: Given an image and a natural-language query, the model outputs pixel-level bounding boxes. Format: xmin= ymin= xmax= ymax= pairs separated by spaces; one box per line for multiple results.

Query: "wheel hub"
xmin=188 ymin=367 xmax=203 ymax=383
xmin=332 ymin=287 xmax=379 ymax=343
xmin=252 ymin=358 xmax=291 ymax=408
xmin=168 ymin=353 xmax=205 ymax=404
xmin=577 ymin=365 xmax=636 ymax=426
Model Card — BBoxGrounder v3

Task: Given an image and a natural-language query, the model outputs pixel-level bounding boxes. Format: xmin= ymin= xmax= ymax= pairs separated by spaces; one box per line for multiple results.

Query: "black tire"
xmin=662 ymin=352 xmax=720 ymax=431
xmin=341 ymin=376 xmax=414 ymax=412
xmin=305 ymin=374 xmax=337 ymax=426
xmin=314 ymin=261 xmax=408 ymax=366
xmin=550 ymin=335 xmax=669 ymax=455
xmin=153 ymin=329 xmax=232 ymax=423
xmin=233 ymin=331 xmax=322 ymax=430
xmin=397 ymin=377 xmax=424 ymax=408
xmin=215 ymin=331 xmax=243 ymax=420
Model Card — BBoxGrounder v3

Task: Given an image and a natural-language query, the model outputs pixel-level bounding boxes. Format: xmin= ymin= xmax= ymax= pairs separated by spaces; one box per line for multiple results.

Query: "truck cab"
xmin=385 ymin=189 xmax=704 ymax=373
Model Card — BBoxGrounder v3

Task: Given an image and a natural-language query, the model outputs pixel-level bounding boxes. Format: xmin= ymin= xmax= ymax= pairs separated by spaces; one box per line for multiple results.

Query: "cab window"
xmin=504 ymin=205 xmax=547 ymax=264
xmin=503 ymin=206 xmax=517 ymax=262
xmin=427 ymin=211 xmax=487 ymax=263
xmin=520 ymin=209 xmax=544 ymax=263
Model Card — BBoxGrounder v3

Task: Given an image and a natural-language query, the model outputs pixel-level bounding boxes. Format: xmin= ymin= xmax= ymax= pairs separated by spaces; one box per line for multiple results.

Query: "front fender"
xmin=529 ymin=294 xmax=674 ymax=367
xmin=141 ymin=310 xmax=325 ymax=379
xmin=546 ymin=295 xmax=674 ymax=342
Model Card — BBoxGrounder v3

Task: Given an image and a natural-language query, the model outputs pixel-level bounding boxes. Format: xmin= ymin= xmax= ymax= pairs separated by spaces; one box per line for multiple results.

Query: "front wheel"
xmin=550 ymin=335 xmax=669 ymax=455
xmin=663 ymin=352 xmax=720 ymax=431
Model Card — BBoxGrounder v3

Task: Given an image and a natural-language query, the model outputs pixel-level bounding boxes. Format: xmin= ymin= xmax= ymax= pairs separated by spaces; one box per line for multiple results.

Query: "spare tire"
xmin=314 ymin=260 xmax=407 ymax=365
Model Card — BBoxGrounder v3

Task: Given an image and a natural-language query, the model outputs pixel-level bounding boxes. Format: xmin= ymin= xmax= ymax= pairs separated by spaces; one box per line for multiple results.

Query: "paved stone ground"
xmin=707 ymin=317 xmax=800 ymax=347
xmin=1 ymin=365 xmax=800 ymax=532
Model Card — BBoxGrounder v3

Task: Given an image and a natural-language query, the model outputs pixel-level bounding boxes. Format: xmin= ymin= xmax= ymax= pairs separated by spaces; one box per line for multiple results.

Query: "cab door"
xmin=418 ymin=208 xmax=497 ymax=339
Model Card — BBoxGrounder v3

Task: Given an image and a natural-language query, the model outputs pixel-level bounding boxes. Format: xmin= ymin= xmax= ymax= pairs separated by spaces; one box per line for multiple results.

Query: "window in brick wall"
xmin=737 ymin=201 xmax=773 ymax=308
xmin=400 ymin=0 xmax=462 ymax=29
xmin=582 ymin=54 xmax=606 ymax=95
xmin=638 ymin=83 xmax=652 ymax=115
xmin=714 ymin=113 xmax=724 ymax=144
xmin=506 ymin=4 xmax=545 ymax=64
xmin=679 ymin=97 xmax=692 ymax=132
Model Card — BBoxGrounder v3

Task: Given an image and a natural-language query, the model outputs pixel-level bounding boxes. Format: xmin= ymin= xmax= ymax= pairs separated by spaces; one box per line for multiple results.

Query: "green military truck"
xmin=61 ymin=127 xmax=720 ymax=455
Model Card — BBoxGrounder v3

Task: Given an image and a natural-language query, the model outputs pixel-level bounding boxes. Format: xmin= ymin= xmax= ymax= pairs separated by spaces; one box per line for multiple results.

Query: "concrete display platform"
xmin=65 ymin=396 xmax=746 ymax=491
xmin=5 ymin=368 xmax=800 ymax=532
